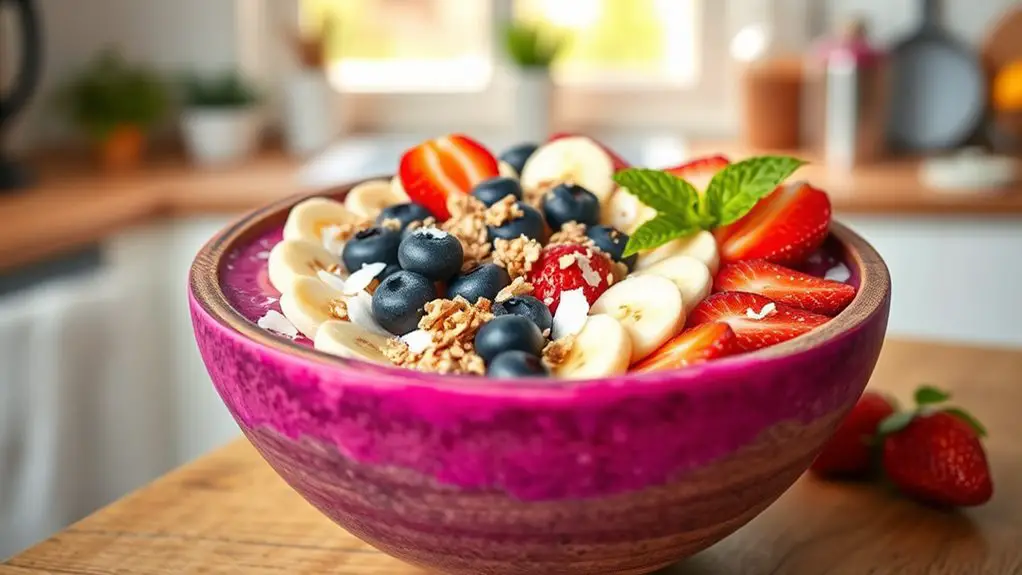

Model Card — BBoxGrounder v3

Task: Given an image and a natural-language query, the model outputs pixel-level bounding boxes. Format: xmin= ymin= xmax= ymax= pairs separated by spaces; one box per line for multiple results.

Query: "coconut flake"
xmin=825 ymin=262 xmax=851 ymax=283
xmin=412 ymin=227 xmax=449 ymax=239
xmin=317 ymin=269 xmax=348 ymax=292
xmin=257 ymin=310 xmax=299 ymax=339
xmin=552 ymin=289 xmax=590 ymax=340
xmin=343 ymin=262 xmax=387 ymax=295
xmin=745 ymin=302 xmax=777 ymax=320
xmin=576 ymin=254 xmax=602 ymax=287
xmin=400 ymin=329 xmax=433 ymax=354
xmin=346 ymin=291 xmax=392 ymax=337
xmin=321 ymin=225 xmax=346 ymax=256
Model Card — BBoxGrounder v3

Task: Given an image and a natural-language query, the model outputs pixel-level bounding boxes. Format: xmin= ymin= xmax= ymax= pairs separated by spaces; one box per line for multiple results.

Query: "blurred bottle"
xmin=803 ymin=18 xmax=889 ymax=170
xmin=740 ymin=57 xmax=804 ymax=150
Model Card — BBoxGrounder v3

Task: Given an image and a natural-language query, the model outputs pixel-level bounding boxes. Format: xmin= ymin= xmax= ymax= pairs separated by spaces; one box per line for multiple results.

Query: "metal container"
xmin=803 ymin=19 xmax=889 ymax=170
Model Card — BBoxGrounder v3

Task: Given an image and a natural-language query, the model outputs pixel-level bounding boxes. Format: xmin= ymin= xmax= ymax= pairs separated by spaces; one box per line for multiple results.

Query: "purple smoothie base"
xmin=198 ymin=223 xmax=880 ymax=502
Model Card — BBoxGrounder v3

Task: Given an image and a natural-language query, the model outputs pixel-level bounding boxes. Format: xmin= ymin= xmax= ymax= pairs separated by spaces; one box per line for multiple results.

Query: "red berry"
xmin=714 ymin=259 xmax=857 ymax=316
xmin=811 ymin=392 xmax=896 ymax=477
xmin=686 ymin=292 xmax=830 ymax=352
xmin=882 ymin=411 xmax=993 ymax=507
xmin=399 ymin=134 xmax=499 ymax=220
xmin=528 ymin=244 xmax=613 ymax=314
xmin=632 ymin=322 xmax=739 ymax=373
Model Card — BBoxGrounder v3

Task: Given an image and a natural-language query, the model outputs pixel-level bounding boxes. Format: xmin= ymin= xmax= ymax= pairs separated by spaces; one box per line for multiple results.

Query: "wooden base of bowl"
xmin=245 ymin=408 xmax=847 ymax=575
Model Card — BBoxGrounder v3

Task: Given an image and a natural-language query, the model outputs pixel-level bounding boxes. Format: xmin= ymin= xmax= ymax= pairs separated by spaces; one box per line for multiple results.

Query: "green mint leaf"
xmin=613 ymin=168 xmax=699 ymax=218
xmin=622 ymin=215 xmax=700 ymax=257
xmin=876 ymin=411 xmax=915 ymax=436
xmin=914 ymin=385 xmax=951 ymax=406
xmin=705 ymin=156 xmax=806 ymax=227
xmin=943 ymin=408 xmax=988 ymax=438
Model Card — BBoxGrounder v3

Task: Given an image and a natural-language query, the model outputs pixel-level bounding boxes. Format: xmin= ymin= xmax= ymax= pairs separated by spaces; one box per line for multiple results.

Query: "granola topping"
xmin=484 ymin=194 xmax=525 ymax=228
xmin=543 ymin=336 xmax=576 ymax=368
xmin=492 ymin=235 xmax=542 ymax=279
xmin=548 ymin=222 xmax=592 ymax=247
xmin=495 ymin=276 xmax=534 ymax=302
xmin=440 ymin=196 xmax=490 ymax=271
xmin=384 ymin=296 xmax=493 ymax=375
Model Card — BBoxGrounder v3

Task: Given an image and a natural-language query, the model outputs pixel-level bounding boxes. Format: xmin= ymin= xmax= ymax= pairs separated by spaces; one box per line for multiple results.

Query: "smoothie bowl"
xmin=189 ymin=135 xmax=890 ymax=575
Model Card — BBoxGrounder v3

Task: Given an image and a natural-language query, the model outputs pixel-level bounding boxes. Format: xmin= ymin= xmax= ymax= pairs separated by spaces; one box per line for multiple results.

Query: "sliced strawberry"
xmin=548 ymin=132 xmax=630 ymax=172
xmin=687 ymin=292 xmax=830 ymax=352
xmin=716 ymin=182 xmax=831 ymax=267
xmin=662 ymin=155 xmax=731 ymax=192
xmin=714 ymin=259 xmax=856 ymax=316
xmin=399 ymin=134 xmax=499 ymax=220
xmin=632 ymin=322 xmax=739 ymax=373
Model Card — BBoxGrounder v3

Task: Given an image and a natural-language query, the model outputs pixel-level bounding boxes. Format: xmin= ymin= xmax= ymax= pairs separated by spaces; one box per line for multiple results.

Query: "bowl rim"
xmin=189 ymin=177 xmax=891 ymax=391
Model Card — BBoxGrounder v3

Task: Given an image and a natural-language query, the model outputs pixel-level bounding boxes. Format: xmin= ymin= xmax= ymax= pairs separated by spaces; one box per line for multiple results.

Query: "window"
xmin=294 ymin=0 xmax=808 ymax=133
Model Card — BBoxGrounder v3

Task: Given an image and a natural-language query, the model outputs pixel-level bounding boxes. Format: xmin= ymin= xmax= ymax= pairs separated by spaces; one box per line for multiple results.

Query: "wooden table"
xmin=3 ymin=339 xmax=1021 ymax=575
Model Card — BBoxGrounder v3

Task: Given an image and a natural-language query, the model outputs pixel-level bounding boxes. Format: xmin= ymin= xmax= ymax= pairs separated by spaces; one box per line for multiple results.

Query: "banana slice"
xmin=267 ymin=239 xmax=340 ymax=293
xmin=279 ymin=277 xmax=350 ymax=338
xmin=283 ymin=197 xmax=359 ymax=245
xmin=604 ymin=187 xmax=656 ymax=233
xmin=520 ymin=137 xmax=616 ymax=204
xmin=634 ymin=230 xmax=720 ymax=275
xmin=553 ymin=314 xmax=632 ymax=379
xmin=344 ymin=179 xmax=407 ymax=219
xmin=314 ymin=320 xmax=392 ymax=365
xmin=638 ymin=255 xmax=712 ymax=315
xmin=590 ymin=275 xmax=685 ymax=363
xmin=390 ymin=176 xmax=410 ymax=201
xmin=498 ymin=160 xmax=519 ymax=179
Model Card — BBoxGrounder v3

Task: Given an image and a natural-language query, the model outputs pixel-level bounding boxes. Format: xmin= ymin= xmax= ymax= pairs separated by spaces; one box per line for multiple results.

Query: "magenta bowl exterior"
xmin=189 ymin=188 xmax=891 ymax=575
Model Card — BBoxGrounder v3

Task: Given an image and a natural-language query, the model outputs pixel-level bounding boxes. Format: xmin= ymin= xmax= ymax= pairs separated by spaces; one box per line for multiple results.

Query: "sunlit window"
xmin=302 ymin=0 xmax=700 ymax=93
xmin=514 ymin=0 xmax=699 ymax=86
xmin=301 ymin=0 xmax=493 ymax=92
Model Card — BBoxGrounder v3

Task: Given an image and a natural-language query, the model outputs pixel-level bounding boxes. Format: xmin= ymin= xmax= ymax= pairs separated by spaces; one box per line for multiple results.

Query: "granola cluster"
xmin=543 ymin=336 xmax=575 ymax=368
xmin=484 ymin=195 xmax=525 ymax=228
xmin=384 ymin=296 xmax=493 ymax=375
xmin=322 ymin=218 xmax=374 ymax=254
xmin=492 ymin=235 xmax=542 ymax=279
xmin=495 ymin=276 xmax=534 ymax=302
xmin=440 ymin=195 xmax=491 ymax=271
xmin=548 ymin=222 xmax=592 ymax=247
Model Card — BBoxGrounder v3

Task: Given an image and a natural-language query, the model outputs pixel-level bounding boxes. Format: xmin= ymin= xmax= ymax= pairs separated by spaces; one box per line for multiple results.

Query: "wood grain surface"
xmin=3 ymin=338 xmax=1021 ymax=575
xmin=3 ymin=145 xmax=1022 ymax=274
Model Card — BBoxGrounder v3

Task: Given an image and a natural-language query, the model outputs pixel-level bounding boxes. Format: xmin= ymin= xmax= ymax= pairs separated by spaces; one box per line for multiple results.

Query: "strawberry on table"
xmin=548 ymin=132 xmax=631 ymax=172
xmin=811 ymin=391 xmax=896 ymax=477
xmin=880 ymin=386 xmax=993 ymax=507
xmin=632 ymin=322 xmax=738 ymax=373
xmin=528 ymin=243 xmax=613 ymax=314
xmin=687 ymin=291 xmax=829 ymax=352
xmin=716 ymin=182 xmax=831 ymax=267
xmin=399 ymin=134 xmax=499 ymax=220
xmin=662 ymin=155 xmax=731 ymax=192
xmin=714 ymin=259 xmax=856 ymax=316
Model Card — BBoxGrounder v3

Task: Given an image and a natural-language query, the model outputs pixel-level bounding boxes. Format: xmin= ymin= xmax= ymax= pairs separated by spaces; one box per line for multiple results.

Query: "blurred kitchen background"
xmin=2 ymin=0 xmax=1022 ymax=559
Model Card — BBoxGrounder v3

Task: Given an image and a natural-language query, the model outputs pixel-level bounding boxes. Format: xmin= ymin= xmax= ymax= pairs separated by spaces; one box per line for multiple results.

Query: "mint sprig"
xmin=613 ymin=156 xmax=806 ymax=256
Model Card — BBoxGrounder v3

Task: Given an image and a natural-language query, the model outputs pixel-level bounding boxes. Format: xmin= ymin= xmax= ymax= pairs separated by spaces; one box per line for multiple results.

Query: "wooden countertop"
xmin=3 ymin=338 xmax=1020 ymax=575
xmin=1 ymin=148 xmax=1021 ymax=274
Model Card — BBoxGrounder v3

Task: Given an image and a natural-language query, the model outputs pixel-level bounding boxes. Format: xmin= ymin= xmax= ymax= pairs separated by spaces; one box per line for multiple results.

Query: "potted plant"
xmin=280 ymin=12 xmax=340 ymax=156
xmin=179 ymin=71 xmax=262 ymax=167
xmin=502 ymin=21 xmax=568 ymax=142
xmin=59 ymin=48 xmax=169 ymax=172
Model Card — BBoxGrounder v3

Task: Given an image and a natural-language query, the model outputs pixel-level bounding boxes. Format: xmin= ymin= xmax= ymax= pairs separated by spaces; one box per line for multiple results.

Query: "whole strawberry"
xmin=811 ymin=391 xmax=896 ymax=477
xmin=880 ymin=386 xmax=993 ymax=507
xmin=528 ymin=244 xmax=613 ymax=314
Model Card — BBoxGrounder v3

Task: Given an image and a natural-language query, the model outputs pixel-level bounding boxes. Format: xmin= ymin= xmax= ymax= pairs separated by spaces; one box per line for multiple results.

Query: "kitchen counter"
xmin=2 ymin=142 xmax=1022 ymax=274
xmin=2 ymin=338 xmax=1019 ymax=575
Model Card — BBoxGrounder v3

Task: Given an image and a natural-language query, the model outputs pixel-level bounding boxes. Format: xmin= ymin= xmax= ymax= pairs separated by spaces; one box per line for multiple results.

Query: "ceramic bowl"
xmin=189 ymin=181 xmax=891 ymax=575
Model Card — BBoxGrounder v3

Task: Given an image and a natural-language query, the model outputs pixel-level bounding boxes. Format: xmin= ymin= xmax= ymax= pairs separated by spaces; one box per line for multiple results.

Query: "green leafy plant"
xmin=59 ymin=48 xmax=169 ymax=141
xmin=503 ymin=21 xmax=568 ymax=69
xmin=181 ymin=71 xmax=261 ymax=109
xmin=613 ymin=156 xmax=806 ymax=256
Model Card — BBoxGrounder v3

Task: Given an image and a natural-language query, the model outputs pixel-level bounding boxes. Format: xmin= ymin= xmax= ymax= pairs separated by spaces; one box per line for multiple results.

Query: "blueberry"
xmin=487 ymin=350 xmax=550 ymax=378
xmin=474 ymin=315 xmax=545 ymax=364
xmin=342 ymin=227 xmax=401 ymax=273
xmin=586 ymin=225 xmax=638 ymax=271
xmin=488 ymin=202 xmax=546 ymax=243
xmin=472 ymin=177 xmax=523 ymax=207
xmin=371 ymin=271 xmax=437 ymax=335
xmin=542 ymin=183 xmax=600 ymax=229
xmin=376 ymin=202 xmax=433 ymax=231
xmin=499 ymin=142 xmax=539 ymax=176
xmin=378 ymin=262 xmax=402 ymax=281
xmin=447 ymin=264 xmax=511 ymax=304
xmin=493 ymin=295 xmax=553 ymax=334
xmin=398 ymin=228 xmax=465 ymax=281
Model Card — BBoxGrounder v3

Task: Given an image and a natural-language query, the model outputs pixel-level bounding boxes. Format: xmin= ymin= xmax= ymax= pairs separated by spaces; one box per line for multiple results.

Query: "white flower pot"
xmin=282 ymin=70 xmax=338 ymax=157
xmin=180 ymin=107 xmax=261 ymax=167
xmin=515 ymin=69 xmax=553 ymax=142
